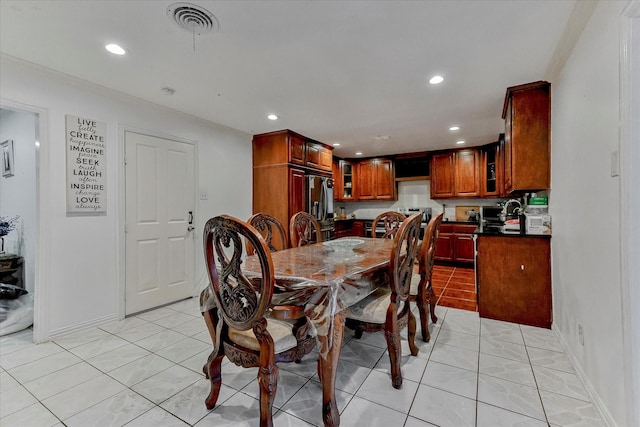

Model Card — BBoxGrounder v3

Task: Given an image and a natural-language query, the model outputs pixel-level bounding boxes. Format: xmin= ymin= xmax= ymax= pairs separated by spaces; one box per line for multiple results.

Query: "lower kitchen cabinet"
xmin=476 ymin=235 xmax=551 ymax=328
xmin=435 ymin=223 xmax=476 ymax=265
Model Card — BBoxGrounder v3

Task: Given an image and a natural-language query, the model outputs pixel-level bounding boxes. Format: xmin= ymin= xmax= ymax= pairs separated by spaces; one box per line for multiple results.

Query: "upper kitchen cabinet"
xmin=305 ymin=141 xmax=333 ymax=172
xmin=502 ymin=81 xmax=551 ymax=193
xmin=430 ymin=148 xmax=480 ymax=199
xmin=480 ymin=137 xmax=504 ymax=197
xmin=356 ymin=158 xmax=396 ymax=200
xmin=394 ymin=152 xmax=430 ymax=181
xmin=253 ymin=129 xmax=333 ymax=173
xmin=334 ymin=159 xmax=356 ymax=202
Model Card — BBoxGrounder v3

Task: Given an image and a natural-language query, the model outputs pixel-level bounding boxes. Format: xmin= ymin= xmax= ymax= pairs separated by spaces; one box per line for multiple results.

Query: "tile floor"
xmin=431 ymin=265 xmax=478 ymax=312
xmin=0 ymin=298 xmax=606 ymax=426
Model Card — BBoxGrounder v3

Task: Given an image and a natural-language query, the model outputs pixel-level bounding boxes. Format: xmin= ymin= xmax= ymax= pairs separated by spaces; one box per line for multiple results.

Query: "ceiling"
xmin=0 ymin=0 xmax=578 ymax=157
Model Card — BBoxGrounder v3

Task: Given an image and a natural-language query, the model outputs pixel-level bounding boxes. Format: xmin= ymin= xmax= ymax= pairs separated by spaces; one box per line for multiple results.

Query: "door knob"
xmin=187 ymin=226 xmax=194 ymax=232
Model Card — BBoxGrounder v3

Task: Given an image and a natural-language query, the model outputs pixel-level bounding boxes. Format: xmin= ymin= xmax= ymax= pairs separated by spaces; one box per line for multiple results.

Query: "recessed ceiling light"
xmin=429 ymin=75 xmax=444 ymax=85
xmin=355 ymin=152 xmax=363 ymax=156
xmin=449 ymin=126 xmax=460 ymax=131
xmin=267 ymin=114 xmax=278 ymax=120
xmin=456 ymin=140 xmax=465 ymax=145
xmin=332 ymin=143 xmax=341 ymax=147
xmin=105 ymin=43 xmax=126 ymax=55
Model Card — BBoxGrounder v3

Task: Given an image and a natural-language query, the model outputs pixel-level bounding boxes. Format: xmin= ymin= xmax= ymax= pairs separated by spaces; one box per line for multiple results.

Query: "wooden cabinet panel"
xmin=481 ymin=140 xmax=503 ymax=197
xmin=477 ymin=236 xmax=551 ymax=328
xmin=502 ymin=81 xmax=551 ymax=193
xmin=435 ymin=233 xmax=454 ymax=261
xmin=289 ymin=134 xmax=306 ymax=165
xmin=355 ymin=158 xmax=395 ymax=201
xmin=306 ymin=142 xmax=320 ymax=169
xmin=289 ymin=168 xmax=306 ymax=218
xmin=334 ymin=159 xmax=355 ymax=201
xmin=374 ymin=159 xmax=395 ymax=199
xmin=430 ymin=152 xmax=455 ymax=198
xmin=352 ymin=221 xmax=365 ymax=237
xmin=453 ymin=234 xmax=475 ymax=263
xmin=356 ymin=160 xmax=376 ymax=200
xmin=319 ymin=147 xmax=333 ymax=172
xmin=454 ymin=149 xmax=480 ymax=197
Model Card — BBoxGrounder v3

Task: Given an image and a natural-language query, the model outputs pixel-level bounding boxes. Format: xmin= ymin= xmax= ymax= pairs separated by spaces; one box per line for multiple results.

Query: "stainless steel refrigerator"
xmin=307 ymin=175 xmax=335 ymax=241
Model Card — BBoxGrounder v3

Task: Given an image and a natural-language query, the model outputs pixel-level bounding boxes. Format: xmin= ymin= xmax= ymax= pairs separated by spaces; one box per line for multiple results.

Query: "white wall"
xmin=0 ymin=57 xmax=253 ymax=339
xmin=0 ymin=109 xmax=37 ymax=293
xmin=551 ymin=1 xmax=628 ymax=425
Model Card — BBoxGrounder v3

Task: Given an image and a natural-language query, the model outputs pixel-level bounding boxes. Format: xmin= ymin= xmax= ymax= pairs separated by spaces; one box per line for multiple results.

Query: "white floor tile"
xmin=355 ymin=369 xmax=419 ymax=413
xmin=108 ymin=353 xmax=175 ymax=387
xmin=0 ymin=329 xmax=35 ymax=356
xmin=0 ymin=374 xmax=39 ymax=417
xmin=155 ymin=336 xmax=210 ymax=363
xmin=430 ymin=342 xmax=479 ymax=372
xmin=114 ymin=321 xmax=167 ymax=342
xmin=540 ymin=390 xmax=605 ymax=426
xmin=7 ymin=350 xmax=82 ymax=384
xmin=52 ymin=328 xmax=111 ymax=350
xmin=480 ymin=337 xmax=529 ymax=363
xmin=435 ymin=327 xmax=480 ymax=351
xmin=340 ymin=396 xmax=407 ymax=427
xmin=282 ymin=380 xmax=353 ymax=427
xmin=125 ymin=406 xmax=189 ymax=427
xmin=194 ymin=392 xmax=261 ymax=427
xmin=241 ymin=368 xmax=309 ymax=408
xmin=98 ymin=316 xmax=149 ymax=335
xmin=527 ymin=346 xmax=575 ymax=373
xmin=476 ymin=402 xmax=548 ymax=427
xmin=63 ymin=389 xmax=154 ymax=427
xmin=477 ymin=374 xmax=545 ymax=421
xmin=87 ymin=343 xmax=151 ymax=372
xmin=532 ymin=365 xmax=590 ymax=401
xmin=0 ymin=402 xmax=60 ymax=427
xmin=131 ymin=364 xmax=201 ymax=404
xmin=136 ymin=330 xmax=189 ymax=352
xmin=152 ymin=312 xmax=199 ymax=329
xmin=479 ymin=353 xmax=536 ymax=387
xmin=160 ymin=378 xmax=233 ymax=425
xmin=422 ymin=360 xmax=477 ymax=400
xmin=409 ymin=384 xmax=476 ymax=427
xmin=42 ymin=374 xmax=126 ymax=420
xmin=23 ymin=361 xmax=102 ymax=400
xmin=0 ymin=341 xmax=64 ymax=370
xmin=69 ymin=334 xmax=130 ymax=360
xmin=374 ymin=350 xmax=428 ymax=384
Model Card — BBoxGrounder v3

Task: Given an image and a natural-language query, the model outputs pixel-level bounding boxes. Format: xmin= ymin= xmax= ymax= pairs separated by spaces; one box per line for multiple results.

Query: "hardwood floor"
xmin=430 ymin=265 xmax=477 ymax=312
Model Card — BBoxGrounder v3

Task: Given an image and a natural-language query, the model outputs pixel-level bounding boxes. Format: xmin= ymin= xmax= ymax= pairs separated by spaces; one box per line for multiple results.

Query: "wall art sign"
xmin=1 ymin=139 xmax=14 ymax=177
xmin=66 ymin=115 xmax=107 ymax=214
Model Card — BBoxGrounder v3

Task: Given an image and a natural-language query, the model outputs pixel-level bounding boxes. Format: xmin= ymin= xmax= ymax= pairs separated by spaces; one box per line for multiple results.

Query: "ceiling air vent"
xmin=167 ymin=2 xmax=219 ymax=35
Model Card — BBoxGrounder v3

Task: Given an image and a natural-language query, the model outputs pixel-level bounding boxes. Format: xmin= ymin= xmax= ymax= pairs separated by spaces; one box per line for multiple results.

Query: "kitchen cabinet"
xmin=480 ymin=139 xmax=503 ymax=197
xmin=253 ymin=130 xmax=333 ymax=243
xmin=454 ymin=149 xmax=480 ymax=197
xmin=356 ymin=158 xmax=395 ymax=201
xmin=434 ymin=223 xmax=476 ymax=264
xmin=477 ymin=235 xmax=551 ymax=328
xmin=394 ymin=152 xmax=430 ymax=181
xmin=333 ymin=159 xmax=356 ymax=201
xmin=502 ymin=81 xmax=551 ymax=193
xmin=430 ymin=148 xmax=480 ymax=199
xmin=430 ymin=152 xmax=455 ymax=198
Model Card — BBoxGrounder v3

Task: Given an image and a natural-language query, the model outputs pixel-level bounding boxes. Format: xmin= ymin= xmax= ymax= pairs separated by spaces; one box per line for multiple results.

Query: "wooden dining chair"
xmin=372 ymin=211 xmax=407 ymax=239
xmin=409 ymin=213 xmax=443 ymax=342
xmin=247 ymin=213 xmax=289 ymax=255
xmin=289 ymin=211 xmax=322 ymax=247
xmin=200 ymin=215 xmax=316 ymax=426
xmin=345 ymin=213 xmax=422 ymax=389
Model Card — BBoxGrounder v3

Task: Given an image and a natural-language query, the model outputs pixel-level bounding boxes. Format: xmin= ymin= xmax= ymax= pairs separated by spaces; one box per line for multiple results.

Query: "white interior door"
xmin=125 ymin=131 xmax=195 ymax=315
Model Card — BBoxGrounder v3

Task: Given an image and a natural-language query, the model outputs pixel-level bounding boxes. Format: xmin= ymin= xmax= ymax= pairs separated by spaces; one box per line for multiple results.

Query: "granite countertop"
xmin=474 ymin=228 xmax=552 ymax=238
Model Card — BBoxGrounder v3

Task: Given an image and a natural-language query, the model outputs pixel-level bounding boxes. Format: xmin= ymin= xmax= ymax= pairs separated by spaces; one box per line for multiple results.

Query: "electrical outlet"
xmin=578 ymin=323 xmax=584 ymax=346
xmin=200 ymin=192 xmax=208 ymax=200
xmin=611 ymin=150 xmax=620 ymax=177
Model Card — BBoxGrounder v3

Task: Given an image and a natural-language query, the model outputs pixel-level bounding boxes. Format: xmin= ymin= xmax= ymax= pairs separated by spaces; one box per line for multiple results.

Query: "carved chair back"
xmin=418 ymin=213 xmax=443 ymax=285
xmin=289 ymin=211 xmax=322 ymax=247
xmin=247 ymin=213 xmax=289 ymax=255
xmin=204 ymin=215 xmax=274 ymax=332
xmin=372 ymin=211 xmax=407 ymax=239
xmin=389 ymin=213 xmax=423 ymax=302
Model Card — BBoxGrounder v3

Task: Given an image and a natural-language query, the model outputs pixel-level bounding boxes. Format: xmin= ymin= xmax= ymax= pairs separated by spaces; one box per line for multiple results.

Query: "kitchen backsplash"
xmin=338 ymin=181 xmax=546 ymax=221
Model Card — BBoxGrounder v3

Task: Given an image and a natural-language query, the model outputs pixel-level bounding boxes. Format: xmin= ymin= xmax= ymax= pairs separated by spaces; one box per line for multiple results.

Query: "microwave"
xmin=525 ymin=214 xmax=552 ymax=235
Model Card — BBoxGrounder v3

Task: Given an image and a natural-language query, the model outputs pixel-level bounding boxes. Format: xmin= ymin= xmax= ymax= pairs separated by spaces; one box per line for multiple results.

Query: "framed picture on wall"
xmin=2 ymin=139 xmax=14 ymax=177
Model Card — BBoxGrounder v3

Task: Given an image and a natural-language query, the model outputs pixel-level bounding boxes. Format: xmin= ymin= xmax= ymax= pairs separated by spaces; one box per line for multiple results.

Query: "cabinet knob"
xmin=521 ymin=264 xmax=525 ymax=271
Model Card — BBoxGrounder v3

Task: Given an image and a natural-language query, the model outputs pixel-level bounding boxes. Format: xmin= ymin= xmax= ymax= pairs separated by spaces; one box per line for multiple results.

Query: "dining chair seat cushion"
xmin=228 ymin=318 xmax=298 ymax=352
xmin=346 ymin=288 xmax=407 ymax=324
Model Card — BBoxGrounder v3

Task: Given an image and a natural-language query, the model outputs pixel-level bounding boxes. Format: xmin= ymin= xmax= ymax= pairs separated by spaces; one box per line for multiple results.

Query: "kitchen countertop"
xmin=474 ymin=228 xmax=552 ymax=238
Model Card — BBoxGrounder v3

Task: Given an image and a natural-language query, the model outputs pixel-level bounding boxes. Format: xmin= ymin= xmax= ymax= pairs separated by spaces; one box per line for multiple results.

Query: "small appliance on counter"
xmin=524 ymin=202 xmax=551 ymax=235
xmin=480 ymin=205 xmax=504 ymax=233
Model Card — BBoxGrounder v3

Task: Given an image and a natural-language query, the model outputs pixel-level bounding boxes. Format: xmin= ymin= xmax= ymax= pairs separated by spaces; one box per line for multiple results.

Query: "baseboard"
xmin=47 ymin=313 xmax=119 ymax=341
xmin=553 ymin=325 xmax=617 ymax=427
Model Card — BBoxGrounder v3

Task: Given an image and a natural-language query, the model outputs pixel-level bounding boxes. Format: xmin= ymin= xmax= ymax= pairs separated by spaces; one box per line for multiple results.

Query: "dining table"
xmin=243 ymin=236 xmax=396 ymax=427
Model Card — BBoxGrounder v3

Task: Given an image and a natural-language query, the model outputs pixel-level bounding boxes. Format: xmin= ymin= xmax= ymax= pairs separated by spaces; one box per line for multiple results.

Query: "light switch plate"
xmin=611 ymin=150 xmax=619 ymax=177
